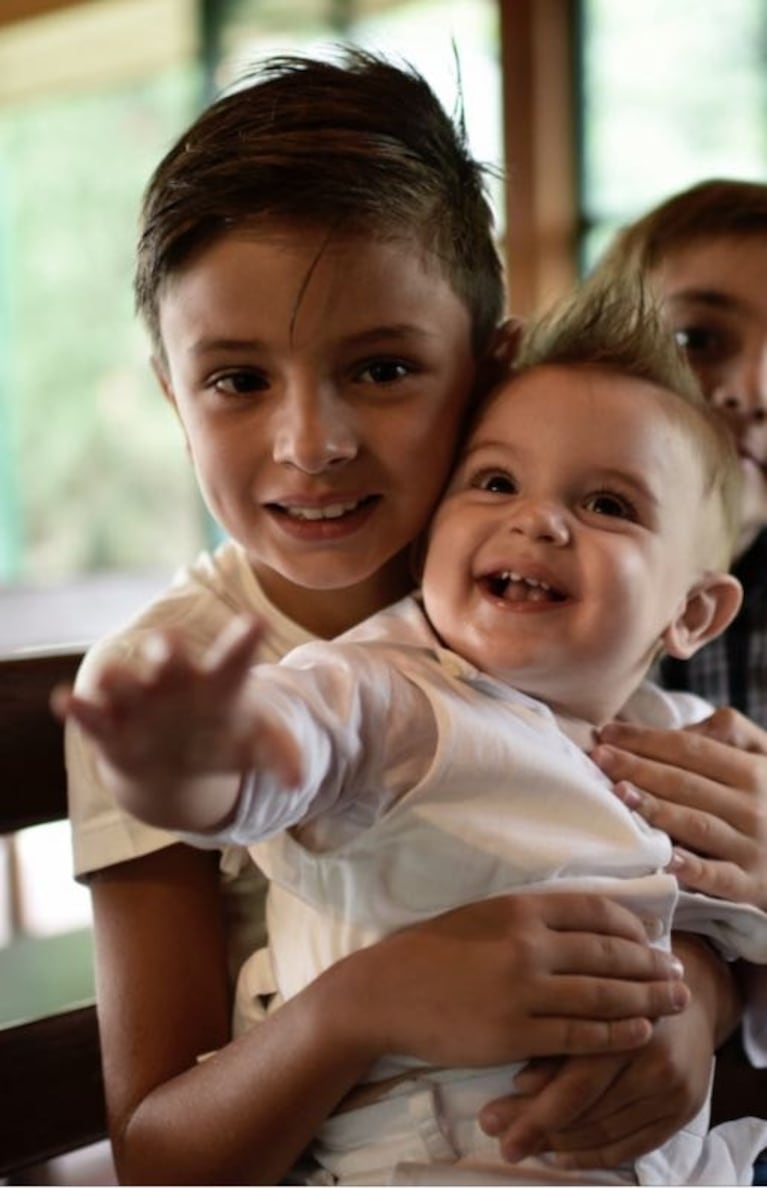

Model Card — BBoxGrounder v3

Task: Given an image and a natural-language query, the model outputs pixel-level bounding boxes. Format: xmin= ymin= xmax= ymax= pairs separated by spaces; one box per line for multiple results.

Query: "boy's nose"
xmin=507 ymin=498 xmax=570 ymax=545
xmin=711 ymin=344 xmax=767 ymax=425
xmin=272 ymin=390 xmax=358 ymax=473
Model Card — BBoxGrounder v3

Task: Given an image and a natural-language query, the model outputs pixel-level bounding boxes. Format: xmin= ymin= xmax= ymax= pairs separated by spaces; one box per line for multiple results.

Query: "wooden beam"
xmin=499 ymin=0 xmax=578 ymax=317
xmin=0 ymin=0 xmax=198 ymax=105
xmin=0 ymin=649 xmax=83 ymax=833
xmin=0 ymin=0 xmax=90 ymax=29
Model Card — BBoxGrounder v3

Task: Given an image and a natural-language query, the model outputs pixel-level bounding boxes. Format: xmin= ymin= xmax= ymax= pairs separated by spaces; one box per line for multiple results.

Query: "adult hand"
xmin=591 ymin=709 xmax=767 ymax=909
xmin=330 ymin=891 xmax=689 ymax=1073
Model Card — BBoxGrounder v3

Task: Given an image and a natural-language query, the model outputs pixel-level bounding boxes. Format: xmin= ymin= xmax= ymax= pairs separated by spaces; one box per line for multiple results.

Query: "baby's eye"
xmin=583 ymin=491 xmax=637 ymax=520
xmin=211 ymin=369 xmax=269 ymax=396
xmin=357 ymin=359 xmax=412 ymax=385
xmin=477 ymin=471 xmax=516 ymax=495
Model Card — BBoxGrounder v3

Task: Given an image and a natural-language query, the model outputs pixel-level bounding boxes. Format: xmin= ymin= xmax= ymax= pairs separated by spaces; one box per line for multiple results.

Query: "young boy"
xmin=66 ymin=50 xmax=705 ymax=1185
xmin=592 ymin=179 xmax=767 ymax=724
xmin=61 ymin=280 xmax=767 ymax=1186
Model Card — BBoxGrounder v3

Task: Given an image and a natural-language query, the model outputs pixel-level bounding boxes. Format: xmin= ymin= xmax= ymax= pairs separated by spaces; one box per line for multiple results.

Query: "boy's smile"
xmin=154 ymin=225 xmax=475 ymax=636
xmin=423 ymin=365 xmax=724 ymax=724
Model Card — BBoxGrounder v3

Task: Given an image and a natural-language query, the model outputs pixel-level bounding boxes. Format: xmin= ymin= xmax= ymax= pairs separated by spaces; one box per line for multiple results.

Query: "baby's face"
xmin=422 ymin=365 xmax=713 ymax=723
xmin=653 ymin=233 xmax=767 ymax=556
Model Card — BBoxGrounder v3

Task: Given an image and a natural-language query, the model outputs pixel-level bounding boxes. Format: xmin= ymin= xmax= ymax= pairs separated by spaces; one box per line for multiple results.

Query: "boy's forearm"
xmin=672 ymin=931 xmax=742 ymax=1047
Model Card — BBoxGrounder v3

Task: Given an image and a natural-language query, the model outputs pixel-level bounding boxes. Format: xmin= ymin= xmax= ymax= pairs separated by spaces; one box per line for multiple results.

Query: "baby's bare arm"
xmin=53 ymin=618 xmax=301 ymax=832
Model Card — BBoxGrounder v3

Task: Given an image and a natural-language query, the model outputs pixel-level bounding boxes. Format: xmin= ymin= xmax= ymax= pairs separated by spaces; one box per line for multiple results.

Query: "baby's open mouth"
xmin=482 ymin=570 xmax=566 ymax=604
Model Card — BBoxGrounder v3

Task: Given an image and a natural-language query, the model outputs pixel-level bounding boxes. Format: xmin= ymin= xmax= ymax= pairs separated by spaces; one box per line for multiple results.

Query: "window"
xmin=0 ymin=0 xmax=501 ymax=602
xmin=579 ymin=0 xmax=767 ymax=269
xmin=0 ymin=1 xmax=207 ymax=592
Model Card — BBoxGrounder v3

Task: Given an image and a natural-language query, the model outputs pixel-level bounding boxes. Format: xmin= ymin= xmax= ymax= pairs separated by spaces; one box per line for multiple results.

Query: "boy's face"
xmin=154 ymin=225 xmax=475 ymax=636
xmin=652 ymin=233 xmax=767 ymax=556
xmin=422 ymin=366 xmax=717 ymax=723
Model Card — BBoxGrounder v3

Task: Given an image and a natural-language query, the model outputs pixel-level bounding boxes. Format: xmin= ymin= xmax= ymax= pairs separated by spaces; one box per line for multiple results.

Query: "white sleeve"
xmin=179 ymin=643 xmax=429 ymax=848
xmin=673 ymin=889 xmax=767 ymax=965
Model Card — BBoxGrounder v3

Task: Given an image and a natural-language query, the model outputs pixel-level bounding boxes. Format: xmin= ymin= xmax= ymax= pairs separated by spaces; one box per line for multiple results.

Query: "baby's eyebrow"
xmin=593 ymin=467 xmax=660 ymax=509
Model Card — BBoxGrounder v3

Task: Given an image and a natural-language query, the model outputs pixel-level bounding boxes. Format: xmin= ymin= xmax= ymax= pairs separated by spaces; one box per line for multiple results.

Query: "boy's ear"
xmin=491 ymin=317 xmax=525 ymax=367
xmin=151 ymin=355 xmax=176 ymax=409
xmin=151 ymin=356 xmax=192 ymax=456
xmin=474 ymin=318 xmax=526 ymax=397
xmin=662 ymin=573 xmax=743 ymax=659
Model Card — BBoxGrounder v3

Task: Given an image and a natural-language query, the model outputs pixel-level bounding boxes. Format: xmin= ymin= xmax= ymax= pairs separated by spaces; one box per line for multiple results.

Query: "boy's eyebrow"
xmin=189 ymin=324 xmax=439 ymax=357
xmin=666 ymin=287 xmax=748 ymax=314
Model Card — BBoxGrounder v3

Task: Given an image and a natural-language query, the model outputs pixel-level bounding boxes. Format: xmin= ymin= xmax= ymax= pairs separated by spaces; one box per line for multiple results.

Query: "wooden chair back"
xmin=0 ymin=648 xmax=108 ymax=1178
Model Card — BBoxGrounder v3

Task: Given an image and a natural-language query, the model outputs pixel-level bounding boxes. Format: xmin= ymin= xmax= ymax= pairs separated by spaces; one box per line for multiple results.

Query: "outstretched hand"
xmin=52 ymin=617 xmax=301 ymax=832
xmin=590 ymin=708 xmax=767 ymax=910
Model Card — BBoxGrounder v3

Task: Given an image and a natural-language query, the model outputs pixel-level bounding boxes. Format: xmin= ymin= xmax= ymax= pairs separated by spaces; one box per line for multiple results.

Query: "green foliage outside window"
xmin=0 ymin=65 xmax=205 ymax=582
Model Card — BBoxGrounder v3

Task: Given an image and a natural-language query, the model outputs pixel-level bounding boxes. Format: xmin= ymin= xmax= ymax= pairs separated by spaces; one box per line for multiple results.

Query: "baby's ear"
xmin=662 ymin=573 xmax=743 ymax=659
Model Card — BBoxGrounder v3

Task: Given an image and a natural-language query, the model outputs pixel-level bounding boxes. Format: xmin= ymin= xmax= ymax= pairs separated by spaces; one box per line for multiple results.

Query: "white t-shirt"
xmin=66 ymin=540 xmax=314 ymax=977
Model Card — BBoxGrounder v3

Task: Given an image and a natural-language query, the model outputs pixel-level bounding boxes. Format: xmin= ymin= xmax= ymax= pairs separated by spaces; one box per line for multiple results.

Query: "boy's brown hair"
xmin=592 ymin=178 xmax=767 ymax=281
xmin=135 ymin=49 xmax=504 ymax=361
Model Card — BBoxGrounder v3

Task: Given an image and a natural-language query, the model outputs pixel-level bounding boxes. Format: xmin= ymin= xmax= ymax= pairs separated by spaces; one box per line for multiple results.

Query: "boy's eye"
xmin=477 ymin=471 xmax=516 ymax=495
xmin=357 ymin=359 xmax=412 ymax=385
xmin=674 ymin=324 xmax=727 ymax=361
xmin=211 ymin=370 xmax=268 ymax=396
xmin=583 ymin=491 xmax=637 ymax=521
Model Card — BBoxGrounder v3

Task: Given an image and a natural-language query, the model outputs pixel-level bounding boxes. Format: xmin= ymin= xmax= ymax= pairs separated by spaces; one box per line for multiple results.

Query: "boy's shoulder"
xmin=276 ymin=594 xmax=439 ymax=683
xmin=76 ymin=541 xmax=312 ymax=691
xmin=336 ymin=593 xmax=434 ymax=650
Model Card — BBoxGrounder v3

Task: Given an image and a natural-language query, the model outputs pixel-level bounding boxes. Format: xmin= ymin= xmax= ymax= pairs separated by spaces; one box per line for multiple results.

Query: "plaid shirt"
xmin=660 ymin=527 xmax=767 ymax=727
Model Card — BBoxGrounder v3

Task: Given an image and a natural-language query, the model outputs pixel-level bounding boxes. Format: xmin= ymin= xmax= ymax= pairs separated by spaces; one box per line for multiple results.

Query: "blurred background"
xmin=2 ymin=0 xmax=766 ymax=603
xmin=0 ymin=2 xmax=765 ymax=1174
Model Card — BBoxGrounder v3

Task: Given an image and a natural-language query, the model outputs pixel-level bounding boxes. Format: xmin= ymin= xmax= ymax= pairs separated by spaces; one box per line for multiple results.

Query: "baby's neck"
xmin=551 ymin=710 xmax=600 ymax=752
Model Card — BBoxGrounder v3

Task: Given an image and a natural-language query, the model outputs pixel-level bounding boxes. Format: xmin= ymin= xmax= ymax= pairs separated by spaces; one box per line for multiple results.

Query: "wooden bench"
xmin=0 ymin=647 xmax=108 ymax=1180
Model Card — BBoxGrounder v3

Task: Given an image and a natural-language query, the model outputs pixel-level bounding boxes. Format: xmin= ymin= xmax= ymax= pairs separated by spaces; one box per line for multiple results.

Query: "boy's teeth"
xmin=287 ymin=500 xmax=358 ymax=521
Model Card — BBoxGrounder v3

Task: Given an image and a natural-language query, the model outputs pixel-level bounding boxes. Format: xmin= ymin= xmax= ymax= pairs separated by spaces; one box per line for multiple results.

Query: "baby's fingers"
xmin=204 ymin=616 xmax=265 ymax=686
xmin=50 ymin=687 xmax=118 ymax=742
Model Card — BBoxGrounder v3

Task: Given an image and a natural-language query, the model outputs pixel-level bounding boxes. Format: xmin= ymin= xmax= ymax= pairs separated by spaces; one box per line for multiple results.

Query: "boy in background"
xmin=594 ymin=179 xmax=767 ymax=723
